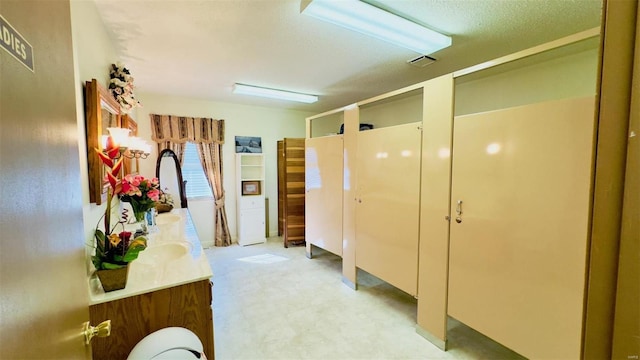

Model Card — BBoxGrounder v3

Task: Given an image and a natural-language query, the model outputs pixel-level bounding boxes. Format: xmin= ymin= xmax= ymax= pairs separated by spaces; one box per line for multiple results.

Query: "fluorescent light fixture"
xmin=301 ymin=0 xmax=452 ymax=55
xmin=233 ymin=83 xmax=318 ymax=103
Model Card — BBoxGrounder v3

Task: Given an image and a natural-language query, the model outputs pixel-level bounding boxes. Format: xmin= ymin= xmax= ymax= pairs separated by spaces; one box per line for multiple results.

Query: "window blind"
xmin=182 ymin=142 xmax=214 ymax=199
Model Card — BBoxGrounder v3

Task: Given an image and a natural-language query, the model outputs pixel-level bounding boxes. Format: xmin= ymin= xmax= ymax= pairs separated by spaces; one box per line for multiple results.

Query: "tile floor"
xmin=205 ymin=237 xmax=525 ymax=360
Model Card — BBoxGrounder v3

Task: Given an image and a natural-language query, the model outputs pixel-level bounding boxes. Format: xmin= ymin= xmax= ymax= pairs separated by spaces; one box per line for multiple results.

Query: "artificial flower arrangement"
xmin=156 ymin=188 xmax=175 ymax=213
xmin=91 ymin=136 xmax=149 ymax=274
xmin=119 ymin=174 xmax=161 ymax=223
xmin=109 ymin=62 xmax=142 ymax=114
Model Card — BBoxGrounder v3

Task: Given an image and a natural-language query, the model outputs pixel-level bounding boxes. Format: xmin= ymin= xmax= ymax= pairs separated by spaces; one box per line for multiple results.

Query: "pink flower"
xmin=147 ymin=189 xmax=160 ymax=202
xmin=121 ymin=175 xmax=142 ymax=196
xmin=118 ymin=173 xmax=161 ymax=213
xmin=130 ymin=174 xmax=142 ymax=187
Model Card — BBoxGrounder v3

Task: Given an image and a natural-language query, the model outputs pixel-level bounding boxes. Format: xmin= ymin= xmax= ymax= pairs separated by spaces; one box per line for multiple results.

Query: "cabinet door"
xmin=239 ymin=207 xmax=265 ymax=245
xmin=240 ymin=195 xmax=263 ymax=209
xmin=355 ymin=123 xmax=422 ymax=296
xmin=89 ymin=280 xmax=214 ymax=360
xmin=305 ymin=136 xmax=343 ymax=255
xmin=448 ymin=97 xmax=595 ymax=359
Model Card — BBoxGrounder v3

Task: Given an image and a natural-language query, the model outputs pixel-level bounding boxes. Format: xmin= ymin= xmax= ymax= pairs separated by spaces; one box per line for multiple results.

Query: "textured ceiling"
xmin=94 ymin=0 xmax=602 ymax=113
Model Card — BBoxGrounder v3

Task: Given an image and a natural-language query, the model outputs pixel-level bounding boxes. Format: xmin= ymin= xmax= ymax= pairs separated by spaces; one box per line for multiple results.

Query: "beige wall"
xmin=310 ymin=112 xmax=343 ymax=137
xmin=70 ymin=0 xmax=120 ymax=261
xmin=135 ymin=93 xmax=311 ymax=245
xmin=359 ymin=93 xmax=423 ymax=128
xmin=455 ymin=47 xmax=598 ymax=115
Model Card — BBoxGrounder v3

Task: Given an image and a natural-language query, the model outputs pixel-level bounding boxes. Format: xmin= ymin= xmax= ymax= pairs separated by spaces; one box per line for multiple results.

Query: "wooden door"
xmin=282 ymin=138 xmax=306 ymax=247
xmin=355 ymin=123 xmax=422 ymax=296
xmin=448 ymin=97 xmax=596 ymax=359
xmin=612 ymin=5 xmax=640 ymax=355
xmin=277 ymin=140 xmax=284 ymax=236
xmin=0 ymin=1 xmax=91 ymax=358
xmin=305 ymin=136 xmax=343 ymax=256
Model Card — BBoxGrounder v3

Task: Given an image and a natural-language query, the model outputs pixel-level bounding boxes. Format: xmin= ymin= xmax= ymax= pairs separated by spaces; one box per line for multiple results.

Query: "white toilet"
xmin=127 ymin=327 xmax=207 ymax=359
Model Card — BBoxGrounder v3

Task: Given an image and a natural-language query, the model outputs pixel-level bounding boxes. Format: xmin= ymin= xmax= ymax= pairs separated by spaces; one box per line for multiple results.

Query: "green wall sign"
xmin=0 ymin=13 xmax=34 ymax=72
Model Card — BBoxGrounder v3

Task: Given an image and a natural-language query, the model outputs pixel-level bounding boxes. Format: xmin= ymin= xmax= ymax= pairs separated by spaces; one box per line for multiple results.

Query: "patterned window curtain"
xmin=150 ymin=114 xmax=232 ymax=246
xmin=195 ymin=142 xmax=232 ymax=247
xmin=157 ymin=141 xmax=186 ymax=165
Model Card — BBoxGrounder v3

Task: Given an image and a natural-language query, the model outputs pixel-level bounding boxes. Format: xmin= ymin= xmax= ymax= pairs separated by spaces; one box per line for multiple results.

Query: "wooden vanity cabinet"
xmin=89 ymin=279 xmax=214 ymax=360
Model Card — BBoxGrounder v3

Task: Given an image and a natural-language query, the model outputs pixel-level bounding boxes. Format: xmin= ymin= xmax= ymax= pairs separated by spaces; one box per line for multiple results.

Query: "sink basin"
xmin=155 ymin=214 xmax=184 ymax=241
xmin=156 ymin=214 xmax=181 ymax=225
xmin=139 ymin=242 xmax=191 ymax=263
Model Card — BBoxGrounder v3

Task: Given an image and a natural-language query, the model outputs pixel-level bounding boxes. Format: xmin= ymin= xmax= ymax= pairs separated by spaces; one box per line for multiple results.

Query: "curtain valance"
xmin=150 ymin=114 xmax=225 ymax=144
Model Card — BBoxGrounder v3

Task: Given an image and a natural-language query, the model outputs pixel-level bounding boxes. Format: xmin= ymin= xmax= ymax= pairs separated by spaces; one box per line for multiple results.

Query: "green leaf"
xmin=102 ymin=262 xmax=126 ymax=270
xmin=94 ymin=229 xmax=105 ymax=254
xmin=92 ymin=255 xmax=102 ymax=270
xmin=122 ymin=236 xmax=147 ymax=262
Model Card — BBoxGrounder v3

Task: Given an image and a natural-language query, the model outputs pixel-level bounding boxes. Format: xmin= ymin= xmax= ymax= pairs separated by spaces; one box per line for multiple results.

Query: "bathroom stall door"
xmin=447 ymin=97 xmax=596 ymax=359
xmin=305 ymin=136 xmax=343 ymax=256
xmin=355 ymin=123 xmax=422 ymax=296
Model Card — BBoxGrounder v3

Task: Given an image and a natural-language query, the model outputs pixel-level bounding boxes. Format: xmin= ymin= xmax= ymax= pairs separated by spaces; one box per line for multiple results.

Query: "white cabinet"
xmin=236 ymin=153 xmax=266 ymax=246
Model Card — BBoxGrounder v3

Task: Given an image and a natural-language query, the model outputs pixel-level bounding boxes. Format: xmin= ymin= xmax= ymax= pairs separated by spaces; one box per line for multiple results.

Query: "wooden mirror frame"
xmin=85 ymin=79 xmax=121 ymax=205
xmin=155 ymin=149 xmax=188 ymax=208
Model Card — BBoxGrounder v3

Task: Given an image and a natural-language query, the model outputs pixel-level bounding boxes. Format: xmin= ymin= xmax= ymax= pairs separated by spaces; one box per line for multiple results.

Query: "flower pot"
xmin=96 ymin=265 xmax=129 ymax=292
xmin=156 ymin=203 xmax=173 ymax=213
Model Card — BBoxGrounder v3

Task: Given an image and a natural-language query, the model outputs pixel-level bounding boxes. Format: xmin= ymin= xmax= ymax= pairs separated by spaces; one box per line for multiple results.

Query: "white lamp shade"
xmin=128 ymin=136 xmax=152 ymax=154
xmin=107 ymin=127 xmax=131 ymax=147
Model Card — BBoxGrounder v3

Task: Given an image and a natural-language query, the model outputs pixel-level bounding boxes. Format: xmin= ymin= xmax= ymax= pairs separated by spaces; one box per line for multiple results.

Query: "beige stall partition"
xmin=448 ymin=96 xmax=596 ymax=359
xmin=416 ymin=74 xmax=454 ymax=348
xmin=305 ymin=135 xmax=344 ymax=256
xmin=342 ymin=105 xmax=359 ymax=288
xmin=355 ymin=122 xmax=422 ymax=296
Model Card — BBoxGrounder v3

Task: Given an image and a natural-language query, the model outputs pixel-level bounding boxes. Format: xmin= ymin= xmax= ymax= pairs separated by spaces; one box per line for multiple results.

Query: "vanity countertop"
xmin=88 ymin=208 xmax=213 ymax=305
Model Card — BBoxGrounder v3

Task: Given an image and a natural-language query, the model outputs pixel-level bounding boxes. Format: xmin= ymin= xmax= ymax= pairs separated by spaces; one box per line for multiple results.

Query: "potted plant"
xmin=91 ymin=136 xmax=148 ymax=292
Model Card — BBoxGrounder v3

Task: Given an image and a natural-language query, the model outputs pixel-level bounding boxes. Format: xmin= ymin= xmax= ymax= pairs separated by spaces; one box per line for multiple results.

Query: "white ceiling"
xmin=94 ymin=0 xmax=602 ymax=113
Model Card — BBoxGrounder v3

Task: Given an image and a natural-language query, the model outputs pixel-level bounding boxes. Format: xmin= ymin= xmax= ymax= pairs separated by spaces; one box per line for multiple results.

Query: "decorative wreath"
xmin=109 ymin=63 xmax=142 ymax=113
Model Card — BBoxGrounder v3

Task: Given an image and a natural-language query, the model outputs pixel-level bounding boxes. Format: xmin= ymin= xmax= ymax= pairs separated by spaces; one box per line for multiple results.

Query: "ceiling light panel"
xmin=233 ymin=84 xmax=318 ymax=103
xmin=301 ymin=0 xmax=452 ymax=55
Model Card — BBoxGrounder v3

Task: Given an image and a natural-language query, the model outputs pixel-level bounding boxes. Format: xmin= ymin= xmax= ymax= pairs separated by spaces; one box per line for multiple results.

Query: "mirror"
xmin=155 ymin=149 xmax=188 ymax=208
xmin=85 ymin=79 xmax=121 ymax=205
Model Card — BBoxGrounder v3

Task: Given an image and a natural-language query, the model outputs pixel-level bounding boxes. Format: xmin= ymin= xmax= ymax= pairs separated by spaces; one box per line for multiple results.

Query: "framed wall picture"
xmin=242 ymin=181 xmax=261 ymax=195
xmin=235 ymin=136 xmax=262 ymax=153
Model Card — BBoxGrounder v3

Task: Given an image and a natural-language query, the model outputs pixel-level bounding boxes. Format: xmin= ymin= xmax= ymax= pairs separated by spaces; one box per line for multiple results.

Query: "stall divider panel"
xmin=341 ymin=105 xmax=359 ymax=287
xmin=355 ymin=122 xmax=422 ymax=296
xmin=448 ymin=96 xmax=596 ymax=359
xmin=305 ymin=135 xmax=344 ymax=256
xmin=416 ymin=74 xmax=455 ymax=348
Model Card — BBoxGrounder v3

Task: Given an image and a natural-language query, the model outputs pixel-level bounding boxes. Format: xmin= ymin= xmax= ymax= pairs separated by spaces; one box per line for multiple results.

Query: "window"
xmin=182 ymin=142 xmax=214 ymax=199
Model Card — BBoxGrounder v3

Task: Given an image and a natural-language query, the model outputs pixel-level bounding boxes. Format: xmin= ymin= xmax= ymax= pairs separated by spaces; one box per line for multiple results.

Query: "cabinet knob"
xmin=83 ymin=320 xmax=111 ymax=344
